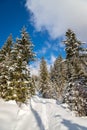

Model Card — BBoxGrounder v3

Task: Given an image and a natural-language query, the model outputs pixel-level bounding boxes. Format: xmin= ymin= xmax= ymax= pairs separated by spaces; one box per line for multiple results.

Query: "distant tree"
xmin=50 ymin=56 xmax=67 ymax=100
xmin=39 ymin=57 xmax=52 ymax=98
xmin=31 ymin=75 xmax=39 ymax=94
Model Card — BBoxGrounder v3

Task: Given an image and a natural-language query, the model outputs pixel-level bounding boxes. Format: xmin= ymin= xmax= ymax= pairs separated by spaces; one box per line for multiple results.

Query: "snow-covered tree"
xmin=0 ymin=28 xmax=35 ymax=103
xmin=64 ymin=29 xmax=87 ymax=116
xmin=50 ymin=56 xmax=67 ymax=100
xmin=39 ymin=57 xmax=52 ymax=98
xmin=64 ymin=29 xmax=82 ymax=59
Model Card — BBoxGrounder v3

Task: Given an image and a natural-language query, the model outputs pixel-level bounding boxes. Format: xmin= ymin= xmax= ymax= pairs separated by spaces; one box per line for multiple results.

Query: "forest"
xmin=0 ymin=27 xmax=87 ymax=117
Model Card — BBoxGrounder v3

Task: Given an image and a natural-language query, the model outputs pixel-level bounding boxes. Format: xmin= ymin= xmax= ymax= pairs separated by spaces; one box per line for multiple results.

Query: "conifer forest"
xmin=0 ymin=28 xmax=87 ymax=117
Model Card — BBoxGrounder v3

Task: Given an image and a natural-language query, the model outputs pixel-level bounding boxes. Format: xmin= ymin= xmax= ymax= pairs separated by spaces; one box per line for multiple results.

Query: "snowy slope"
xmin=0 ymin=96 xmax=87 ymax=130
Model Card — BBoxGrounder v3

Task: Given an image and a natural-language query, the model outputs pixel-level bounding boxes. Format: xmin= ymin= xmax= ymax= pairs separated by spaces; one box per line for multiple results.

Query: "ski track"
xmin=0 ymin=96 xmax=87 ymax=130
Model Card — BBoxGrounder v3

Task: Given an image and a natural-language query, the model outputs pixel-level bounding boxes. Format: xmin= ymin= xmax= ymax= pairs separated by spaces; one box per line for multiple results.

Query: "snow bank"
xmin=0 ymin=96 xmax=87 ymax=130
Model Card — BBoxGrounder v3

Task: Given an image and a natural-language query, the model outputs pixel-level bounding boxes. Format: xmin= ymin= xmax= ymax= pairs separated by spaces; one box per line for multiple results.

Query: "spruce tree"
xmin=64 ymin=29 xmax=87 ymax=116
xmin=50 ymin=56 xmax=67 ymax=100
xmin=0 ymin=28 xmax=35 ymax=103
xmin=39 ymin=57 xmax=51 ymax=98
xmin=63 ymin=29 xmax=85 ymax=83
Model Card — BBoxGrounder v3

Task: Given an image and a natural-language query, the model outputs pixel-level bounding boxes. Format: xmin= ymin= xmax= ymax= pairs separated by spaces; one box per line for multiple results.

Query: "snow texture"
xmin=0 ymin=96 xmax=87 ymax=130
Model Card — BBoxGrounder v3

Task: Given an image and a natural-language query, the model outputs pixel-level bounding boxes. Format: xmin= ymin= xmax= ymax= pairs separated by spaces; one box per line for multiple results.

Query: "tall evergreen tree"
xmin=64 ymin=29 xmax=87 ymax=116
xmin=64 ymin=29 xmax=83 ymax=80
xmin=64 ymin=29 xmax=82 ymax=58
xmin=39 ymin=57 xmax=51 ymax=98
xmin=0 ymin=28 xmax=35 ymax=103
xmin=50 ymin=56 xmax=67 ymax=100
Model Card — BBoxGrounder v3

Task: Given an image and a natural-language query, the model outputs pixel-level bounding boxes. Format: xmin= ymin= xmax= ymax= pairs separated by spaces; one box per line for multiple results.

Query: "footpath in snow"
xmin=0 ymin=96 xmax=87 ymax=130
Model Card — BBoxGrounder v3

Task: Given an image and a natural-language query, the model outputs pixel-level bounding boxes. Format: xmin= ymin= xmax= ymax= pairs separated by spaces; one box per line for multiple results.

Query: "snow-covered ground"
xmin=0 ymin=96 xmax=87 ymax=130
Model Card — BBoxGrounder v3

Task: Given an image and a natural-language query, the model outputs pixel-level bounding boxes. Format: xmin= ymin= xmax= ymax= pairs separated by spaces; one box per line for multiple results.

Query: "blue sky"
xmin=0 ymin=0 xmax=65 ymax=62
xmin=0 ymin=0 xmax=87 ymax=75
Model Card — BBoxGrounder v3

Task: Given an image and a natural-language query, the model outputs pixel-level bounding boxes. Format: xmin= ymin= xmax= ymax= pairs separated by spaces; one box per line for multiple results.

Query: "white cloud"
xmin=38 ymin=47 xmax=47 ymax=55
xmin=59 ymin=42 xmax=65 ymax=48
xmin=37 ymin=41 xmax=57 ymax=55
xmin=45 ymin=54 xmax=56 ymax=71
xmin=30 ymin=60 xmax=40 ymax=76
xmin=50 ymin=54 xmax=56 ymax=64
xmin=26 ymin=0 xmax=87 ymax=41
xmin=45 ymin=41 xmax=51 ymax=49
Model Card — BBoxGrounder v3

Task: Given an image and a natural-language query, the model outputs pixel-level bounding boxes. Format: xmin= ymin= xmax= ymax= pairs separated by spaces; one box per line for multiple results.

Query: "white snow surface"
xmin=0 ymin=96 xmax=87 ymax=130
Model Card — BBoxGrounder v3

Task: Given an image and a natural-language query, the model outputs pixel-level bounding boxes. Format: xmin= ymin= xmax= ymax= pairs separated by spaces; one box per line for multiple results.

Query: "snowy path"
xmin=0 ymin=96 xmax=87 ymax=130
xmin=29 ymin=96 xmax=87 ymax=130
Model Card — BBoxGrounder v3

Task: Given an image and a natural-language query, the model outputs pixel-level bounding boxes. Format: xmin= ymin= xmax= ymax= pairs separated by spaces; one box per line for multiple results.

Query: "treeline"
xmin=0 ymin=28 xmax=87 ymax=116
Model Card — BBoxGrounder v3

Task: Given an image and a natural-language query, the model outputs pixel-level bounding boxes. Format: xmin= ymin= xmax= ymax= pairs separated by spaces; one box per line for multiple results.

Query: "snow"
xmin=0 ymin=96 xmax=87 ymax=130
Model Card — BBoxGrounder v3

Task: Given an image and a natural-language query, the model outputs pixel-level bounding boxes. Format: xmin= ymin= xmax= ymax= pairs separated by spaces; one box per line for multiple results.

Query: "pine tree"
xmin=39 ymin=57 xmax=51 ymax=98
xmin=64 ymin=29 xmax=82 ymax=58
xmin=63 ymin=29 xmax=85 ymax=82
xmin=0 ymin=28 xmax=35 ymax=103
xmin=64 ymin=29 xmax=87 ymax=116
xmin=50 ymin=56 xmax=67 ymax=100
